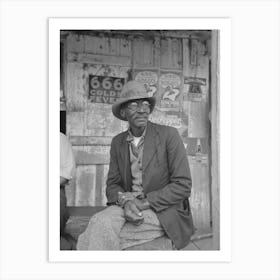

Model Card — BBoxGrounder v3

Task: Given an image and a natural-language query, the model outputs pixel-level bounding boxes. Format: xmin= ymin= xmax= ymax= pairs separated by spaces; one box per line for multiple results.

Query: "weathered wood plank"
xmin=66 ymin=30 xmax=211 ymax=41
xmin=73 ymin=146 xmax=110 ymax=165
xmin=70 ymin=136 xmax=112 ymax=146
xmin=67 ymin=112 xmax=85 ymax=136
xmin=85 ymin=103 xmax=126 ymax=137
xmin=188 ymin=155 xmax=211 ymax=229
xmin=84 ymin=35 xmax=102 ymax=54
xmin=86 ymin=64 xmax=130 ymax=78
xmin=107 ymin=37 xmax=120 ymax=56
xmin=75 ymin=165 xmax=96 ymax=206
xmin=133 ymin=37 xmax=154 ymax=67
xmin=188 ymin=101 xmax=209 ymax=138
xmin=120 ymin=38 xmax=132 ymax=57
xmin=183 ymin=39 xmax=210 ymax=101
xmin=65 ymin=62 xmax=86 ymax=112
xmin=67 ymin=52 xmax=131 ymax=66
xmin=160 ymin=38 xmax=182 ymax=69
xmin=102 ymin=164 xmax=109 ymax=206
xmin=153 ymin=36 xmax=160 ymax=68
xmin=210 ymin=31 xmax=220 ymax=250
xmin=66 ymin=34 xmax=85 ymax=53
xmin=95 ymin=165 xmax=104 ymax=205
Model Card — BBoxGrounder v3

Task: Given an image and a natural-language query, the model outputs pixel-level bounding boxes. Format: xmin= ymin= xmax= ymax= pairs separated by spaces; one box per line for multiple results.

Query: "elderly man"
xmin=77 ymin=80 xmax=194 ymax=250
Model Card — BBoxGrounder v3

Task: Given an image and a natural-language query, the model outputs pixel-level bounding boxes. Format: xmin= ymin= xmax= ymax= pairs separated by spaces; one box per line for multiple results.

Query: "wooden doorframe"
xmin=210 ymin=30 xmax=220 ymax=250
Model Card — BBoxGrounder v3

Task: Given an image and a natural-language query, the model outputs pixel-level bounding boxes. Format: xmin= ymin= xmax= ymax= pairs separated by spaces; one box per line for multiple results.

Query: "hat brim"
xmin=112 ymin=96 xmax=156 ymax=121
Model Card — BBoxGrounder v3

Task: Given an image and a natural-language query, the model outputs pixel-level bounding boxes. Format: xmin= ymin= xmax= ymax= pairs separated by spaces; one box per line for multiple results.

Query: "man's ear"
xmin=120 ymin=109 xmax=126 ymax=120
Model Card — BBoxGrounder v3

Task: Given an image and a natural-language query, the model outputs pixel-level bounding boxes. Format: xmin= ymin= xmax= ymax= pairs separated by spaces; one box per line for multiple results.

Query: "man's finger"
xmin=124 ymin=208 xmax=143 ymax=222
xmin=130 ymin=203 xmax=143 ymax=216
xmin=126 ymin=216 xmax=144 ymax=225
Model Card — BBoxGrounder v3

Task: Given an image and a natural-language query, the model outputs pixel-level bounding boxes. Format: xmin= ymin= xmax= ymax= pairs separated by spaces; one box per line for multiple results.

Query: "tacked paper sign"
xmin=150 ymin=107 xmax=182 ymax=128
xmin=184 ymin=76 xmax=207 ymax=102
xmin=87 ymin=64 xmax=130 ymax=79
xmin=88 ymin=75 xmax=125 ymax=104
xmin=150 ymin=108 xmax=188 ymax=144
xmin=158 ymin=72 xmax=182 ymax=109
xmin=134 ymin=70 xmax=158 ymax=97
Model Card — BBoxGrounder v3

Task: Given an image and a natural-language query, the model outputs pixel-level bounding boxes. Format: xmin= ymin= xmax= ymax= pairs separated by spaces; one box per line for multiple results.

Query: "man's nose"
xmin=137 ymin=107 xmax=145 ymax=112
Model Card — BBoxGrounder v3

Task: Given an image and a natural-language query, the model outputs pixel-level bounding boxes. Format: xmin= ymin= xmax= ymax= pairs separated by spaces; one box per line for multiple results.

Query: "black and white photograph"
xmin=57 ymin=26 xmax=223 ymax=254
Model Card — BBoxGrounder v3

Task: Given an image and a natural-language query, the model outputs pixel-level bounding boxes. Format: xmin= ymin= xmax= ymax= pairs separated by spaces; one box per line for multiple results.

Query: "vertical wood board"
xmin=75 ymin=165 xmax=96 ymax=206
xmin=183 ymin=39 xmax=210 ymax=101
xmin=133 ymin=37 xmax=154 ymax=68
xmin=188 ymin=101 xmax=209 ymax=138
xmin=73 ymin=145 xmax=110 ymax=165
xmin=66 ymin=62 xmax=86 ymax=112
xmin=160 ymin=38 xmax=182 ymax=69
xmin=67 ymin=112 xmax=85 ymax=136
xmin=210 ymin=30 xmax=220 ymax=249
xmin=188 ymin=155 xmax=211 ymax=229
xmin=66 ymin=34 xmax=85 ymax=53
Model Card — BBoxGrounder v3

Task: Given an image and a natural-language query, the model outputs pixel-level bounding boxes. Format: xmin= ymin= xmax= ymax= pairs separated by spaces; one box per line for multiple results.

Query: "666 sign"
xmin=89 ymin=75 xmax=125 ymax=104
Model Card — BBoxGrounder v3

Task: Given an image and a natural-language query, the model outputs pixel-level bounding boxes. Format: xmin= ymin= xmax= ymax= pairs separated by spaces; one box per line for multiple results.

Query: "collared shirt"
xmin=126 ymin=127 xmax=146 ymax=196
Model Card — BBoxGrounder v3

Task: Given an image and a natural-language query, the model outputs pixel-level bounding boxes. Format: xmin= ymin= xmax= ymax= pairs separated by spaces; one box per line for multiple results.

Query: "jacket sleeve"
xmin=106 ymin=137 xmax=125 ymax=205
xmin=146 ymin=127 xmax=192 ymax=212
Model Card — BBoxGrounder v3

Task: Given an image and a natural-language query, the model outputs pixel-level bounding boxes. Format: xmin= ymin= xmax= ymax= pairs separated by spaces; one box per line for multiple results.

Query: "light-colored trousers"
xmin=77 ymin=205 xmax=165 ymax=250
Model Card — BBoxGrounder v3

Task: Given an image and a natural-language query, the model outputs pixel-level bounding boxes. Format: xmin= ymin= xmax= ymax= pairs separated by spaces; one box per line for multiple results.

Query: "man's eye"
xmin=129 ymin=102 xmax=138 ymax=107
xmin=142 ymin=101 xmax=150 ymax=106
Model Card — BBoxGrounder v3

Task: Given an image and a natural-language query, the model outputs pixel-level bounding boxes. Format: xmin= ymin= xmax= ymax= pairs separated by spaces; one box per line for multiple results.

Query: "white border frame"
xmin=49 ymin=18 xmax=231 ymax=262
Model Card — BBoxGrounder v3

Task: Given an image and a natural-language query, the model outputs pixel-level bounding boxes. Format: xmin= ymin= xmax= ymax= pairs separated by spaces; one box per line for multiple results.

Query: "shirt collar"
xmin=126 ymin=126 xmax=147 ymax=142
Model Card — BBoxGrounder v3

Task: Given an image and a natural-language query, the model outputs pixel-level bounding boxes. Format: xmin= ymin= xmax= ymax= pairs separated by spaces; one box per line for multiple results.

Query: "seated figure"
xmin=77 ymin=80 xmax=194 ymax=250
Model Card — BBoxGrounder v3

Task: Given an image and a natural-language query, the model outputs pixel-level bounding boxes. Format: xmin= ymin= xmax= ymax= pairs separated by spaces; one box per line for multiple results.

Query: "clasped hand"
xmin=123 ymin=198 xmax=151 ymax=225
xmin=123 ymin=200 xmax=144 ymax=225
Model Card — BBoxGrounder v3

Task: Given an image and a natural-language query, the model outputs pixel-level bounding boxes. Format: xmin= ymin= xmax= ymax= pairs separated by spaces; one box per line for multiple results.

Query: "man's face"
xmin=122 ymin=99 xmax=151 ymax=130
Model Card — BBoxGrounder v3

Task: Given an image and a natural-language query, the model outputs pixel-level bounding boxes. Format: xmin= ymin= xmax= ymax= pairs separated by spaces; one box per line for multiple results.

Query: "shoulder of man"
xmin=111 ymin=130 xmax=128 ymax=145
xmin=148 ymin=121 xmax=178 ymax=136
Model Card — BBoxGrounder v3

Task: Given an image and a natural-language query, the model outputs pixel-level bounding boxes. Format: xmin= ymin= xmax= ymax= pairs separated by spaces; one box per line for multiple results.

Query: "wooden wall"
xmin=61 ymin=30 xmax=213 ymax=231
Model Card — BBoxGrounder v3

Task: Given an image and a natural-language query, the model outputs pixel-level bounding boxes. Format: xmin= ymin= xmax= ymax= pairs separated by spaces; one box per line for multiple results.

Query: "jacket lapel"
xmin=142 ymin=122 xmax=157 ymax=171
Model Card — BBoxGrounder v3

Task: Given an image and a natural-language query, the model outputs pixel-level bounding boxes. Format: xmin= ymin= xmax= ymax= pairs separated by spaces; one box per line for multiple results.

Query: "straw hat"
xmin=112 ymin=80 xmax=156 ymax=121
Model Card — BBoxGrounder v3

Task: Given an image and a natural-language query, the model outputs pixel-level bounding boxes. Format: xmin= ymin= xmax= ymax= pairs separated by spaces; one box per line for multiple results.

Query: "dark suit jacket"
xmin=106 ymin=121 xmax=195 ymax=249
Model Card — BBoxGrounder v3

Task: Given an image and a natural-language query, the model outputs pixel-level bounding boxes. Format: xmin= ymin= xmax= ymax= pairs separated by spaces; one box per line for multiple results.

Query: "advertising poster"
xmin=134 ymin=70 xmax=158 ymax=97
xmin=88 ymin=75 xmax=125 ymax=104
xmin=158 ymin=72 xmax=182 ymax=110
xmin=183 ymin=76 xmax=207 ymax=102
xmin=149 ymin=107 xmax=182 ymax=128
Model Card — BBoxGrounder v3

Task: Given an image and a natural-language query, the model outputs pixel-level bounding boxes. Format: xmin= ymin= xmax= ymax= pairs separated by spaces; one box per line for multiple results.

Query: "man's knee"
xmin=91 ymin=206 xmax=124 ymax=227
